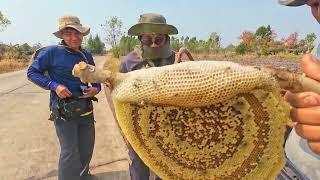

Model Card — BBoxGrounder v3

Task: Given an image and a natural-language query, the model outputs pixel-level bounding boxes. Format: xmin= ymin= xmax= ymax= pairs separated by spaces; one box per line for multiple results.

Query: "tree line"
xmin=235 ymin=25 xmax=316 ymax=56
xmin=0 ymin=13 xmax=317 ymax=60
xmin=103 ymin=17 xmax=317 ymax=58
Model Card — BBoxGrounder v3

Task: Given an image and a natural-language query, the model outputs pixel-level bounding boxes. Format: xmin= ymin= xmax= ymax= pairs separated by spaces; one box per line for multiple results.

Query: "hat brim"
xmin=53 ymin=25 xmax=90 ymax=39
xmin=128 ymin=23 xmax=178 ymax=36
xmin=278 ymin=0 xmax=306 ymax=6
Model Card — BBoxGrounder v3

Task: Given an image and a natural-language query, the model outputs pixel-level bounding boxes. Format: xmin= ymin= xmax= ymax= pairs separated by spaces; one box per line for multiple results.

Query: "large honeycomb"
xmin=112 ymin=61 xmax=278 ymax=107
xmin=73 ymin=60 xmax=290 ymax=179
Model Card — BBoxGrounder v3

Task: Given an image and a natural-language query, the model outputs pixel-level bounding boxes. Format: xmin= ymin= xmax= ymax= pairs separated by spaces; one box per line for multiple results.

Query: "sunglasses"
xmin=140 ymin=35 xmax=166 ymax=46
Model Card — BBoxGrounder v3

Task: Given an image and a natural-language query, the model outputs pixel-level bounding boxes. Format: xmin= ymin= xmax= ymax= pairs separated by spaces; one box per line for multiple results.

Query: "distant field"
xmin=190 ymin=52 xmax=303 ymax=61
xmin=0 ymin=52 xmax=303 ymax=74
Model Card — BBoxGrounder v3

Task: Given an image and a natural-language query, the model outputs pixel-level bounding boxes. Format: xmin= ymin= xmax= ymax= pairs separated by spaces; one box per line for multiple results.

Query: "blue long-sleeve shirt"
xmin=27 ymin=45 xmax=101 ymax=107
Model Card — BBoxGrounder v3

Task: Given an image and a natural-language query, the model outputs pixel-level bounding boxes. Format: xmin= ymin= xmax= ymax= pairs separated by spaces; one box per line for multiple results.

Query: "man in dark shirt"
xmin=27 ymin=15 xmax=101 ymax=180
xmin=120 ymin=13 xmax=193 ymax=180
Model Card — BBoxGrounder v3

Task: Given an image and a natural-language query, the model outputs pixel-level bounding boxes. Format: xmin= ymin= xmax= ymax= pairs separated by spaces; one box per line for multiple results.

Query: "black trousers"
xmin=54 ymin=114 xmax=95 ymax=180
xmin=127 ymin=143 xmax=162 ymax=180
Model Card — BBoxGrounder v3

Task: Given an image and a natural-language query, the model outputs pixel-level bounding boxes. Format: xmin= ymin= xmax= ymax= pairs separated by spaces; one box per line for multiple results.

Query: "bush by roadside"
xmin=0 ymin=59 xmax=29 ymax=74
xmin=0 ymin=43 xmax=40 ymax=74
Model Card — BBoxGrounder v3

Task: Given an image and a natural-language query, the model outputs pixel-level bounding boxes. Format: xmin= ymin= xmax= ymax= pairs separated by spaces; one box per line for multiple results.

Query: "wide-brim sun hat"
xmin=53 ymin=15 xmax=90 ymax=39
xmin=128 ymin=13 xmax=178 ymax=36
xmin=278 ymin=0 xmax=307 ymax=6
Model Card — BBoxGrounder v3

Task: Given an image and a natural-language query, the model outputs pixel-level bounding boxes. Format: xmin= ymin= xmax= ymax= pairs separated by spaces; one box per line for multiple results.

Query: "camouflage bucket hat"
xmin=128 ymin=13 xmax=178 ymax=36
xmin=278 ymin=0 xmax=306 ymax=6
xmin=53 ymin=15 xmax=90 ymax=39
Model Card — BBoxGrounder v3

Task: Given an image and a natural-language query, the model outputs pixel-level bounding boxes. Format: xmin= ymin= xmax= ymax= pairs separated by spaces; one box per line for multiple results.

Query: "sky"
xmin=0 ymin=0 xmax=319 ymax=47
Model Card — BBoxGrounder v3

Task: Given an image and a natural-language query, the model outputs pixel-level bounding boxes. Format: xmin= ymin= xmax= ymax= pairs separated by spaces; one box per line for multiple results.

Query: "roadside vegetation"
xmin=0 ymin=13 xmax=317 ymax=74
xmin=106 ymin=17 xmax=316 ymax=61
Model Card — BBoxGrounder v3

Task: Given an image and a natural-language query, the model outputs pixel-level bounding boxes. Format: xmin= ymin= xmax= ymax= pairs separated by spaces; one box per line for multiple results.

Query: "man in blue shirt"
xmin=27 ymin=15 xmax=101 ymax=180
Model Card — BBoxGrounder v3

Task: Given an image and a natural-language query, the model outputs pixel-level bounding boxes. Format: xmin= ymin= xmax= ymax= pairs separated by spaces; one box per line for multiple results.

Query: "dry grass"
xmin=189 ymin=52 xmax=303 ymax=61
xmin=103 ymin=53 xmax=121 ymax=72
xmin=0 ymin=59 xmax=29 ymax=74
xmin=271 ymin=52 xmax=304 ymax=60
xmin=0 ymin=52 xmax=302 ymax=75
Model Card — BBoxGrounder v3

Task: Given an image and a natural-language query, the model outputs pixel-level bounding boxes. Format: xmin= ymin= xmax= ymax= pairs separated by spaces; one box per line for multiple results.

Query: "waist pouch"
xmin=50 ymin=98 xmax=93 ymax=121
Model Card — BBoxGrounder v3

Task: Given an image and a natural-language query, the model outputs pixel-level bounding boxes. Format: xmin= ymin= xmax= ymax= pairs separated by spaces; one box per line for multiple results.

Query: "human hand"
xmin=55 ymin=84 xmax=72 ymax=99
xmin=285 ymin=53 xmax=320 ymax=155
xmin=79 ymin=87 xmax=100 ymax=98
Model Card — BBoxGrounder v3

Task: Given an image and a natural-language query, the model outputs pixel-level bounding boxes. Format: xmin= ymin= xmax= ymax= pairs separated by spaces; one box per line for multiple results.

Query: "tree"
xmin=183 ymin=36 xmax=190 ymax=47
xmin=0 ymin=11 xmax=11 ymax=31
xmin=170 ymin=36 xmax=183 ymax=51
xmin=102 ymin=16 xmax=123 ymax=48
xmin=86 ymin=34 xmax=105 ymax=54
xmin=305 ymin=33 xmax=317 ymax=52
xmin=207 ymin=32 xmax=221 ymax=50
xmin=235 ymin=44 xmax=249 ymax=55
xmin=118 ymin=35 xmax=139 ymax=56
xmin=295 ymin=33 xmax=317 ymax=54
xmin=281 ymin=32 xmax=298 ymax=49
xmin=254 ymin=25 xmax=274 ymax=43
xmin=239 ymin=31 xmax=254 ymax=46
xmin=253 ymin=25 xmax=277 ymax=56
xmin=185 ymin=37 xmax=198 ymax=53
xmin=5 ymin=43 xmax=33 ymax=60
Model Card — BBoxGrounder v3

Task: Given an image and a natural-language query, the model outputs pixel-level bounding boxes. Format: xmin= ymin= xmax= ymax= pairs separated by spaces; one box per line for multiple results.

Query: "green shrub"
xmin=235 ymin=44 xmax=249 ymax=55
xmin=85 ymin=34 xmax=105 ymax=55
xmin=118 ymin=36 xmax=139 ymax=56
xmin=111 ymin=47 xmax=120 ymax=58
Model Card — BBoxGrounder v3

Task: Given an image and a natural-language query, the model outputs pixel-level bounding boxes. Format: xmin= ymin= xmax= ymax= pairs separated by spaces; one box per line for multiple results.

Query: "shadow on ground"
xmin=93 ymin=170 xmax=129 ymax=180
xmin=24 ymin=170 xmax=129 ymax=180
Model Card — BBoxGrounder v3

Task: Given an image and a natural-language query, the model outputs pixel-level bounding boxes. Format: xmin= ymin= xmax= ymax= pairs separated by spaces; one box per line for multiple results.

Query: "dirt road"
xmin=0 ymin=56 xmax=129 ymax=180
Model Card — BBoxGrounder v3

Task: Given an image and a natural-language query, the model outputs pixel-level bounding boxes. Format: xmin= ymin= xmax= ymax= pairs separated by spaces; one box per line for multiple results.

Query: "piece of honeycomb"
xmin=111 ymin=61 xmax=289 ymax=180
